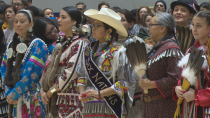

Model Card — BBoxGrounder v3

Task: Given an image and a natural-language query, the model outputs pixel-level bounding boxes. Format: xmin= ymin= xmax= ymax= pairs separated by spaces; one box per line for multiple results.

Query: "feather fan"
xmin=125 ymin=36 xmax=148 ymax=94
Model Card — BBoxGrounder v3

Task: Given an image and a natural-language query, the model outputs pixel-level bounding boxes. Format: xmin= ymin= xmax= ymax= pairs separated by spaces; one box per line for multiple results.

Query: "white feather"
xmin=202 ymin=56 xmax=208 ymax=69
xmin=177 ymin=53 xmax=190 ymax=68
xmin=181 ymin=67 xmax=197 ymax=86
xmin=178 ymin=53 xmax=208 ymax=69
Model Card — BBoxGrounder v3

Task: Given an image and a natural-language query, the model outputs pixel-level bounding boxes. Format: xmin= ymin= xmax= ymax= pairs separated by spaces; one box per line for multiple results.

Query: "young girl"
xmin=1 ymin=10 xmax=47 ymax=118
xmin=173 ymin=10 xmax=210 ymax=118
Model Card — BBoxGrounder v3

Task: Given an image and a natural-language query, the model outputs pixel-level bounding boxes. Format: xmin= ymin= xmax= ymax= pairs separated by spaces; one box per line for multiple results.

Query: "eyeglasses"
xmin=77 ymin=8 xmax=84 ymax=11
xmin=148 ymin=23 xmax=162 ymax=28
xmin=12 ymin=3 xmax=23 ymax=7
xmin=92 ymin=24 xmax=104 ymax=29
xmin=46 ymin=26 xmax=56 ymax=37
xmin=156 ymin=4 xmax=164 ymax=7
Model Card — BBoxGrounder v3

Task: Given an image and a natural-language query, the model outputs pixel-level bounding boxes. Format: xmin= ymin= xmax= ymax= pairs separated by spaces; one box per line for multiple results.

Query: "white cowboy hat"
xmin=84 ymin=8 xmax=128 ymax=37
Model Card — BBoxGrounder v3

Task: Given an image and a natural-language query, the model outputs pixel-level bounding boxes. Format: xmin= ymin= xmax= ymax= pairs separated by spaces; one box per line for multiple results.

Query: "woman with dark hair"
xmin=171 ymin=0 xmax=199 ymax=27
xmin=98 ymin=1 xmax=110 ymax=10
xmin=137 ymin=14 xmax=154 ymax=40
xmin=3 ymin=5 xmax=17 ymax=45
xmin=132 ymin=6 xmax=151 ymax=35
xmin=40 ymin=6 xmax=89 ymax=118
xmin=0 ymin=18 xmax=7 ymax=118
xmin=77 ymin=8 xmax=133 ymax=118
xmin=40 ymin=8 xmax=54 ymax=18
xmin=116 ymin=9 xmax=134 ymax=44
xmin=1 ymin=10 xmax=47 ymax=118
xmin=33 ymin=17 xmax=58 ymax=47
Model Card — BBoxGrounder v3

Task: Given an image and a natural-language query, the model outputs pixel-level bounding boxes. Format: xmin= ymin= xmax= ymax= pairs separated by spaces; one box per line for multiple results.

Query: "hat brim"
xmin=84 ymin=9 xmax=128 ymax=37
xmin=170 ymin=1 xmax=198 ymax=14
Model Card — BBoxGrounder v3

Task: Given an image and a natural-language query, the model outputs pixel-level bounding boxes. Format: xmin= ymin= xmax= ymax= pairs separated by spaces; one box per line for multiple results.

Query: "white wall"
xmin=5 ymin=0 xmax=206 ymax=12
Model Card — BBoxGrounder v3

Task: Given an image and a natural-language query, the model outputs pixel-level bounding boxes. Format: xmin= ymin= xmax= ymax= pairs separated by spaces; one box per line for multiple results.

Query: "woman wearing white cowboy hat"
xmin=76 ymin=8 xmax=134 ymax=118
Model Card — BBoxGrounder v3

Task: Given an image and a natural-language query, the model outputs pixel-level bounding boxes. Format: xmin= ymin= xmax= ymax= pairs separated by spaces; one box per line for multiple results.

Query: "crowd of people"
xmin=0 ymin=0 xmax=210 ymax=118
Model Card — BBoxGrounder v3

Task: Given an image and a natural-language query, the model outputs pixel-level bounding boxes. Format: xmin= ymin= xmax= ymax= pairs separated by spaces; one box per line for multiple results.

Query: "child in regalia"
xmin=173 ymin=10 xmax=210 ymax=118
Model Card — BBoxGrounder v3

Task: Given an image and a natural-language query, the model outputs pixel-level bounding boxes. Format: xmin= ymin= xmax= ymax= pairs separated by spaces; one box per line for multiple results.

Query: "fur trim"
xmin=181 ymin=67 xmax=197 ymax=86
xmin=134 ymin=64 xmax=147 ymax=77
xmin=177 ymin=53 xmax=190 ymax=68
xmin=54 ymin=43 xmax=61 ymax=50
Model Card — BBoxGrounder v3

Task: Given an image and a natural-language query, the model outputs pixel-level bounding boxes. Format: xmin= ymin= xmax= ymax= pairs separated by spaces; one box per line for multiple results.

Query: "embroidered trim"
xmin=77 ymin=78 xmax=86 ymax=85
xmin=147 ymin=48 xmax=183 ymax=68
xmin=28 ymin=55 xmax=45 ymax=68
xmin=22 ymin=38 xmax=48 ymax=63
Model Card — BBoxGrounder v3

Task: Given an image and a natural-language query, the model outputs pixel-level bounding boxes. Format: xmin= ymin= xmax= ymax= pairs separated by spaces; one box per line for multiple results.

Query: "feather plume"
xmin=176 ymin=26 xmax=195 ymax=54
xmin=125 ymin=36 xmax=148 ymax=93
xmin=177 ymin=53 xmax=190 ymax=68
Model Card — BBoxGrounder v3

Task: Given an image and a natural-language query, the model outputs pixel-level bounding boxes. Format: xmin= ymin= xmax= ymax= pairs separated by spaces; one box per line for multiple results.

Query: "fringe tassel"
xmin=148 ymin=48 xmax=183 ymax=68
xmin=83 ymin=102 xmax=115 ymax=116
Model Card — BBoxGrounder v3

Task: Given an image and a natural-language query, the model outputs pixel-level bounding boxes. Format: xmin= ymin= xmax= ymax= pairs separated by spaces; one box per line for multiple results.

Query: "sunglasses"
xmin=156 ymin=4 xmax=164 ymax=7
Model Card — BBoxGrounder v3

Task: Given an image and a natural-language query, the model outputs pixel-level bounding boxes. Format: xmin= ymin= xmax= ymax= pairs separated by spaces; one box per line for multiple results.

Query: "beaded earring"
xmin=104 ymin=33 xmax=111 ymax=41
xmin=28 ymin=27 xmax=33 ymax=32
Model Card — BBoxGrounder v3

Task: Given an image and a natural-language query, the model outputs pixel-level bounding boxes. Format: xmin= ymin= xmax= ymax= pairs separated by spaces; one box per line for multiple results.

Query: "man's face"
xmin=76 ymin=5 xmax=85 ymax=15
xmin=13 ymin=0 xmax=25 ymax=11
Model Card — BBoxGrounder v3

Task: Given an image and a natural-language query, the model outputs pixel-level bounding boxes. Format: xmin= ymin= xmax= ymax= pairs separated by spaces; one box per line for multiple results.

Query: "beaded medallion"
xmin=16 ymin=43 xmax=27 ymax=54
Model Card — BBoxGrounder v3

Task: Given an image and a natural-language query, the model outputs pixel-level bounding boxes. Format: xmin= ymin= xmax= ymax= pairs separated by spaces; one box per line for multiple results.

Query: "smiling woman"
xmin=171 ymin=0 xmax=200 ymax=27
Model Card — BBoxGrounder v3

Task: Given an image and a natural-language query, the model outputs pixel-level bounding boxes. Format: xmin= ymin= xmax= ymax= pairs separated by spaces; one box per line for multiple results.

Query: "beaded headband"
xmin=17 ymin=10 xmax=33 ymax=22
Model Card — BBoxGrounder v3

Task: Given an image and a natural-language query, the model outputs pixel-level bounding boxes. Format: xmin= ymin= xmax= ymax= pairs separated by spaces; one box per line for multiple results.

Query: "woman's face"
xmin=147 ymin=16 xmax=162 ymax=41
xmin=92 ymin=20 xmax=111 ymax=42
xmin=58 ymin=10 xmax=76 ymax=34
xmin=139 ymin=8 xmax=148 ymax=19
xmin=45 ymin=23 xmax=58 ymax=42
xmin=145 ymin=16 xmax=153 ymax=27
xmin=5 ymin=7 xmax=15 ymax=23
xmin=192 ymin=16 xmax=210 ymax=43
xmin=117 ymin=12 xmax=133 ymax=31
xmin=14 ymin=13 xmax=33 ymax=37
xmin=44 ymin=9 xmax=54 ymax=18
xmin=173 ymin=5 xmax=193 ymax=26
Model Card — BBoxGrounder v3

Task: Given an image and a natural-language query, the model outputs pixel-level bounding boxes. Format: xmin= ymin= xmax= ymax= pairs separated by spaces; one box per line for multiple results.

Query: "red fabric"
xmin=172 ymin=86 xmax=178 ymax=101
xmin=195 ymin=88 xmax=210 ymax=107
xmin=155 ymin=80 xmax=166 ymax=98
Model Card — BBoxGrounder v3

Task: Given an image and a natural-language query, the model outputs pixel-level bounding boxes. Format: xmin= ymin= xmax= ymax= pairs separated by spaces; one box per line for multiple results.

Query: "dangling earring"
xmin=28 ymin=27 xmax=33 ymax=32
xmin=104 ymin=33 xmax=111 ymax=41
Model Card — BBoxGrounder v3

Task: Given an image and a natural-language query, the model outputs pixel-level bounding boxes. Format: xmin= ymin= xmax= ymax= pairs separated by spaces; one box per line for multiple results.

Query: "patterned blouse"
xmin=1 ymin=38 xmax=48 ymax=118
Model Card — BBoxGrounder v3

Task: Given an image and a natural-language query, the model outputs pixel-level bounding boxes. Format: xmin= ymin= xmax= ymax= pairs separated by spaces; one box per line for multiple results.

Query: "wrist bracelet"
xmin=50 ymin=86 xmax=57 ymax=93
xmin=98 ymin=90 xmax=101 ymax=101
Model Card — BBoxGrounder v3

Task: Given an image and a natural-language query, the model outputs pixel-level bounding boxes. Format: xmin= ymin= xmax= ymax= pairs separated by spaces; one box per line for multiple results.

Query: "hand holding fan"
xmin=125 ymin=36 xmax=148 ymax=94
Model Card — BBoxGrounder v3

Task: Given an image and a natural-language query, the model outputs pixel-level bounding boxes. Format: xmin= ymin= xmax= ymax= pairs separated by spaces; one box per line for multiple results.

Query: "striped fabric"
xmin=28 ymin=55 xmax=45 ymax=68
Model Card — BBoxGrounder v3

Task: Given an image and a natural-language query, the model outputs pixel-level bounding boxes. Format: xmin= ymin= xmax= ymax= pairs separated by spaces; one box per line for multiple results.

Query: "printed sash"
xmin=84 ymin=42 xmax=123 ymax=118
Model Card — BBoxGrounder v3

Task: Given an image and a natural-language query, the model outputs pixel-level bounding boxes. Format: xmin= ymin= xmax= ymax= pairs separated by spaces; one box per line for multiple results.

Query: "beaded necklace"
xmin=92 ymin=42 xmax=113 ymax=57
